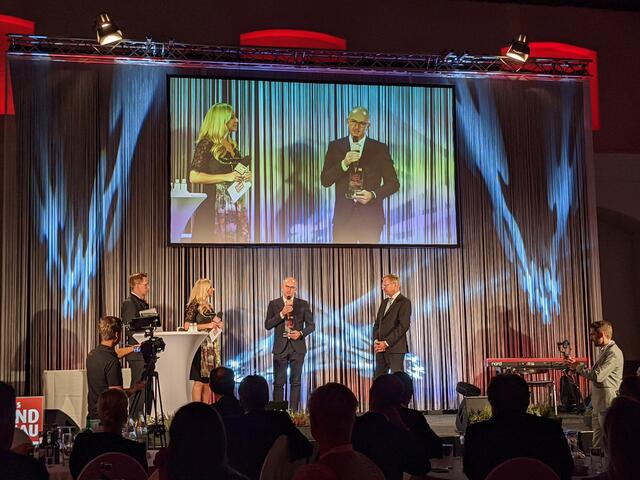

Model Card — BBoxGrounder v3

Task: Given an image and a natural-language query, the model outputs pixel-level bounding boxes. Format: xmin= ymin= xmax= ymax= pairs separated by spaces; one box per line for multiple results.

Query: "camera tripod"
xmin=131 ymin=353 xmax=167 ymax=448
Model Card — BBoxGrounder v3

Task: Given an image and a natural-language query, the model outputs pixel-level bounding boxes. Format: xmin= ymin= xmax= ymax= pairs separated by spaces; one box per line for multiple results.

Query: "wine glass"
xmin=61 ymin=432 xmax=74 ymax=464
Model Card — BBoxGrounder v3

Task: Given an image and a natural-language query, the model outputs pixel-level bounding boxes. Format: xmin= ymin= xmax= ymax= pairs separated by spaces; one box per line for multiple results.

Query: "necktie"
xmin=383 ymin=298 xmax=393 ymax=315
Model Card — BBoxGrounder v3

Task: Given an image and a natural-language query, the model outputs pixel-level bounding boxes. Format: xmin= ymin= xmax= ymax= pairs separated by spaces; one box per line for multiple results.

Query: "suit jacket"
xmin=213 ymin=394 xmax=243 ymax=417
xmin=398 ymin=406 xmax=443 ymax=458
xmin=463 ymin=413 xmax=573 ymax=480
xmin=576 ymin=341 xmax=624 ymax=413
xmin=352 ymin=412 xmax=430 ymax=480
xmin=321 ymin=137 xmax=399 ymax=230
xmin=120 ymin=294 xmax=149 ymax=346
xmin=265 ymin=297 xmax=314 ymax=354
xmin=224 ymin=410 xmax=313 ymax=480
xmin=69 ymin=431 xmax=148 ymax=479
xmin=373 ymin=294 xmax=411 ymax=353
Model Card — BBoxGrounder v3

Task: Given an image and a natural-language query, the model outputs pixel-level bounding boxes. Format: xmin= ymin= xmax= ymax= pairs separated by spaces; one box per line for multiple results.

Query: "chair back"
xmin=77 ymin=451 xmax=147 ymax=480
xmin=486 ymin=457 xmax=559 ymax=480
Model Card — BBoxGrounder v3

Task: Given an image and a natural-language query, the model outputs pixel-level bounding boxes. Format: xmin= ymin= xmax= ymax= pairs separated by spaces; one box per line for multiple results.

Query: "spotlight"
xmin=506 ymin=34 xmax=530 ymax=63
xmin=95 ymin=13 xmax=123 ymax=46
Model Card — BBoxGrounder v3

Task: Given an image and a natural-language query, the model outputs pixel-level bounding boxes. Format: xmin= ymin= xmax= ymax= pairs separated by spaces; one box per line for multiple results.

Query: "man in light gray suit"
xmin=566 ymin=320 xmax=624 ymax=448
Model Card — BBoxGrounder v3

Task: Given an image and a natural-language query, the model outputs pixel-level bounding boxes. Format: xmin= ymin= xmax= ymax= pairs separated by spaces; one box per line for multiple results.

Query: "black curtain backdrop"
xmin=2 ymin=55 xmax=600 ymax=410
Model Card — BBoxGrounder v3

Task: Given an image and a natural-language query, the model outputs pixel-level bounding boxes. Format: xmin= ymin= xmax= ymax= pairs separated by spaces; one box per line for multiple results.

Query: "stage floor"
xmin=425 ymin=412 xmax=589 ymax=439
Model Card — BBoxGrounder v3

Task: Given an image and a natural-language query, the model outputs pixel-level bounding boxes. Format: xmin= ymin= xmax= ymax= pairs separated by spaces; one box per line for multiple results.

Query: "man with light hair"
xmin=321 ymin=106 xmax=399 ymax=244
xmin=373 ymin=274 xmax=411 ymax=377
xmin=566 ymin=320 xmax=624 ymax=448
xmin=265 ymin=277 xmax=315 ymax=411
xmin=120 ymin=272 xmax=152 ymax=416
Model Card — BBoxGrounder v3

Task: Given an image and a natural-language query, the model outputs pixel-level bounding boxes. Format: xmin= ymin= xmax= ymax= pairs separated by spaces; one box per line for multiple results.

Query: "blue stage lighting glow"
xmin=35 ymin=70 xmax=160 ymax=318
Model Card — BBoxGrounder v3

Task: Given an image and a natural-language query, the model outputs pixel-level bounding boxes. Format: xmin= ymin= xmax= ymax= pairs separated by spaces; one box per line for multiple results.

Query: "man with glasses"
xmin=265 ymin=277 xmax=315 ymax=411
xmin=321 ymin=106 xmax=400 ymax=244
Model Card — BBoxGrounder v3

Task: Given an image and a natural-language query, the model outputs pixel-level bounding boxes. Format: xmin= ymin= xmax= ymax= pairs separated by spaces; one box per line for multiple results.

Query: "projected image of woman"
xmin=190 ymin=103 xmax=251 ymax=243
xmin=184 ymin=278 xmax=223 ymax=403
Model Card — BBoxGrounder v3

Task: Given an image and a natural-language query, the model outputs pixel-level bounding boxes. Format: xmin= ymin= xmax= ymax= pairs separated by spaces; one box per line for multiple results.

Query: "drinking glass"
xmin=589 ymin=447 xmax=604 ymax=474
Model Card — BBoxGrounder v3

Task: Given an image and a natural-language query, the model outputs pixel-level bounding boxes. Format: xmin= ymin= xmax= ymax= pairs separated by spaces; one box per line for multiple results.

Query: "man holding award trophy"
xmin=321 ymin=106 xmax=400 ymax=244
xmin=265 ymin=277 xmax=315 ymax=411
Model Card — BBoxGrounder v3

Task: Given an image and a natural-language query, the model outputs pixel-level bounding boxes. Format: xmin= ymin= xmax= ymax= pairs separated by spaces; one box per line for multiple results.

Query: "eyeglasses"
xmin=348 ymin=119 xmax=369 ymax=127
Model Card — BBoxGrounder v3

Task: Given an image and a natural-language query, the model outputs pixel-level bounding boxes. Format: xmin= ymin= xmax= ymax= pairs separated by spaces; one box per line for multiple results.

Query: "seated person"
xmin=352 ymin=374 xmax=431 ymax=480
xmin=69 ymin=389 xmax=147 ymax=479
xmin=393 ymin=371 xmax=443 ymax=458
xmin=0 ymin=381 xmax=49 ymax=480
xmin=224 ymin=375 xmax=313 ymax=480
xmin=600 ymin=395 xmax=640 ymax=480
xmin=166 ymin=402 xmax=248 ymax=480
xmin=463 ymin=374 xmax=573 ymax=480
xmin=210 ymin=367 xmax=242 ymax=417
xmin=294 ymin=382 xmax=383 ymax=480
xmin=11 ymin=427 xmax=33 ymax=455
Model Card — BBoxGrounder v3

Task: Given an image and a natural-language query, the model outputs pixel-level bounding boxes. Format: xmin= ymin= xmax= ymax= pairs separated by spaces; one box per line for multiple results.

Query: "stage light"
xmin=95 ymin=13 xmax=122 ymax=46
xmin=506 ymin=34 xmax=530 ymax=62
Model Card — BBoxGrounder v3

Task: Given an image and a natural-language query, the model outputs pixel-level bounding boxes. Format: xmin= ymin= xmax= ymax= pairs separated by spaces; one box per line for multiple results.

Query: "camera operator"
xmin=120 ymin=272 xmax=153 ymax=417
xmin=86 ymin=316 xmax=145 ymax=420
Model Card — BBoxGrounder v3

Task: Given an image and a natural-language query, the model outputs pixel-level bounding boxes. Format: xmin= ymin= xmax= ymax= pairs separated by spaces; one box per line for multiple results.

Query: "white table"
xmin=170 ymin=191 xmax=207 ymax=242
xmin=43 ymin=369 xmax=131 ymax=429
xmin=133 ymin=331 xmax=207 ymax=416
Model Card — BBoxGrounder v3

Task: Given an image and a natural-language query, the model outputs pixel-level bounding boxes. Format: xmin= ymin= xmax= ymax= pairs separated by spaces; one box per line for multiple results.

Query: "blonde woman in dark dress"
xmin=190 ymin=103 xmax=251 ymax=243
xmin=184 ymin=278 xmax=223 ymax=403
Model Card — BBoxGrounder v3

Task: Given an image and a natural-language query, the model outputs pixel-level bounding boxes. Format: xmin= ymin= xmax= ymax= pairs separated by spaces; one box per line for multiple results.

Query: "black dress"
xmin=190 ymin=138 xmax=249 ymax=243
xmin=186 ymin=301 xmax=220 ymax=382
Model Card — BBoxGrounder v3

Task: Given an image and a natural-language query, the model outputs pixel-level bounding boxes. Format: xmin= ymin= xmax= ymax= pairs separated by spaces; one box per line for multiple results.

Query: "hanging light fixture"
xmin=95 ymin=13 xmax=123 ymax=46
xmin=506 ymin=34 xmax=530 ymax=63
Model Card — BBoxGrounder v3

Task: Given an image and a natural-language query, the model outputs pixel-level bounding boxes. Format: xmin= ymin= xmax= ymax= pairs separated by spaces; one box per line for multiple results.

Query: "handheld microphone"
xmin=215 ymin=312 xmax=223 ymax=320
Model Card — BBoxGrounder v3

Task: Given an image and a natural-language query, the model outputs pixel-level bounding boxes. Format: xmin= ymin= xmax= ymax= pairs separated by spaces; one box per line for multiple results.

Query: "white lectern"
xmin=134 ymin=331 xmax=207 ymax=416
xmin=170 ymin=191 xmax=207 ymax=243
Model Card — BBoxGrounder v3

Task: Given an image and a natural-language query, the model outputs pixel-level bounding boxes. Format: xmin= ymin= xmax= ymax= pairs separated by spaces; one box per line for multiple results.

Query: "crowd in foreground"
xmin=2 ymin=372 xmax=640 ymax=480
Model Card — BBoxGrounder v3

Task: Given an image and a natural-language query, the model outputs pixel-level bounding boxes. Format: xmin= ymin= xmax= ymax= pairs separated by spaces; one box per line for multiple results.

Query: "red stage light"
xmin=501 ymin=41 xmax=599 ymax=131
xmin=240 ymin=29 xmax=346 ymax=50
xmin=1 ymin=15 xmax=35 ymax=115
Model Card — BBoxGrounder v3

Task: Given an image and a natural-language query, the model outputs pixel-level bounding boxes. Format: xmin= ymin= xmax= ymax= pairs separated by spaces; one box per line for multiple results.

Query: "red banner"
xmin=15 ymin=396 xmax=44 ymax=443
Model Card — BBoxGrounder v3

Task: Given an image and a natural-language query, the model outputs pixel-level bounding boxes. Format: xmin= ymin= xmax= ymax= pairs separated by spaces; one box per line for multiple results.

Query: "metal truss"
xmin=8 ymin=35 xmax=590 ymax=77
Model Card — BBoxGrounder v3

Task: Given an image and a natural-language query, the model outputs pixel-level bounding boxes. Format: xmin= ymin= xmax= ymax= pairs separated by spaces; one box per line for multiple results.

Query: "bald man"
xmin=321 ymin=106 xmax=400 ymax=244
xmin=265 ymin=277 xmax=315 ymax=411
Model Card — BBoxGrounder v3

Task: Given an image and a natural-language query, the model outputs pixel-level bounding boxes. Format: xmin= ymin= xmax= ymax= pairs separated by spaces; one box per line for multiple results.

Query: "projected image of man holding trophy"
xmin=321 ymin=106 xmax=400 ymax=244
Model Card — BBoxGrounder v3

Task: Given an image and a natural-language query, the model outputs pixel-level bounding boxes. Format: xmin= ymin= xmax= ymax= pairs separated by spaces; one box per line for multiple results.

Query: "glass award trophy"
xmin=346 ymin=162 xmax=364 ymax=199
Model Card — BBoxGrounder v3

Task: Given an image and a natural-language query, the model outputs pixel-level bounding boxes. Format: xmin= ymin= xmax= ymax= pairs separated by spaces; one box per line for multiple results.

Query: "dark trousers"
xmin=333 ymin=217 xmax=383 ymax=244
xmin=128 ymin=355 xmax=153 ymax=417
xmin=273 ymin=343 xmax=305 ymax=411
xmin=374 ymin=351 xmax=406 ymax=378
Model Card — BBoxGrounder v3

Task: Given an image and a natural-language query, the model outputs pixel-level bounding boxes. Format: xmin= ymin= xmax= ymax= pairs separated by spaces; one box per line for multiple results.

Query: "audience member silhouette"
xmin=463 ymin=374 xmax=573 ymax=480
xmin=0 ymin=381 xmax=49 ymax=480
xmin=70 ymin=389 xmax=147 ymax=479
xmin=167 ymin=401 xmax=248 ymax=480
xmin=601 ymin=395 xmax=640 ymax=480
xmin=210 ymin=367 xmax=243 ymax=417
xmin=352 ymin=374 xmax=431 ymax=480
xmin=393 ymin=371 xmax=443 ymax=458
xmin=224 ymin=375 xmax=313 ymax=479
xmin=294 ymin=382 xmax=384 ymax=480
xmin=618 ymin=375 xmax=640 ymax=402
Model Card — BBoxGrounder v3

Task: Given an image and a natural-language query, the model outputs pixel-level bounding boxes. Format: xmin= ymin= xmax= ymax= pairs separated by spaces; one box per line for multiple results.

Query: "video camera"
xmin=140 ymin=334 xmax=166 ymax=364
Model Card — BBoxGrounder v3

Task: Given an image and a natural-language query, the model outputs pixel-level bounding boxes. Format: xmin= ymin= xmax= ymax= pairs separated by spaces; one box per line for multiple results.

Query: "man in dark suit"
xmin=224 ymin=375 xmax=312 ymax=480
xmin=373 ymin=274 xmax=411 ymax=377
xmin=321 ymin=106 xmax=400 ymax=244
xmin=120 ymin=272 xmax=151 ymax=417
xmin=463 ymin=374 xmax=573 ymax=480
xmin=265 ymin=277 xmax=315 ymax=411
